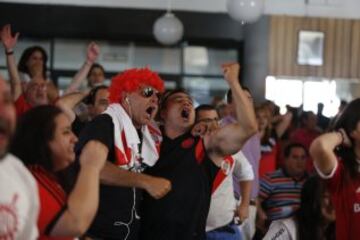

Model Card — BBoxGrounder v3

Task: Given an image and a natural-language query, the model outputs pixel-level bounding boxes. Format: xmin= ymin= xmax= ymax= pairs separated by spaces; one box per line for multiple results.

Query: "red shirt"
xmin=290 ymin=128 xmax=320 ymax=171
xmin=259 ymin=147 xmax=277 ymax=177
xmin=14 ymin=94 xmax=33 ymax=117
xmin=29 ymin=165 xmax=73 ymax=240
xmin=290 ymin=128 xmax=320 ymax=150
xmin=327 ymin=161 xmax=360 ymax=240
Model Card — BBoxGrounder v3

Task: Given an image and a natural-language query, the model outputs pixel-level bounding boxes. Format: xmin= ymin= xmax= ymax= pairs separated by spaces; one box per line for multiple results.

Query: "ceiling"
xmin=0 ymin=0 xmax=358 ymax=19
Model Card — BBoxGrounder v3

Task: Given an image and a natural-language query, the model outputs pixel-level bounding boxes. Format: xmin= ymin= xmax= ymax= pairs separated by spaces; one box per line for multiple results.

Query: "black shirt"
xmin=75 ymin=114 xmax=141 ymax=240
xmin=140 ymin=132 xmax=219 ymax=240
xmin=71 ymin=115 xmax=88 ymax=137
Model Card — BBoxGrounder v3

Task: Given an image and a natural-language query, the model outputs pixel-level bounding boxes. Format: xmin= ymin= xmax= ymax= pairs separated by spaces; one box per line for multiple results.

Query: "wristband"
xmin=85 ymin=60 xmax=93 ymax=66
xmin=5 ymin=49 xmax=14 ymax=55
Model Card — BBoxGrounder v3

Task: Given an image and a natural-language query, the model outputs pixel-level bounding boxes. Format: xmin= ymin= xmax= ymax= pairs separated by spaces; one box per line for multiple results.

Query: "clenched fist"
xmin=143 ymin=176 xmax=172 ymax=199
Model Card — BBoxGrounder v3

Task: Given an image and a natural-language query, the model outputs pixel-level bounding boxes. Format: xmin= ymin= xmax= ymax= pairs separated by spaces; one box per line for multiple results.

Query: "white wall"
xmin=0 ymin=0 xmax=228 ymax=12
xmin=264 ymin=0 xmax=360 ymax=20
xmin=2 ymin=0 xmax=360 ymax=19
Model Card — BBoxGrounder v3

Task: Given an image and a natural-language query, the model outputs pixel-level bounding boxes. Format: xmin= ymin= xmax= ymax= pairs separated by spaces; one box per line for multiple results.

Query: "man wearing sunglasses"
xmin=74 ymin=68 xmax=171 ymax=240
xmin=140 ymin=63 xmax=258 ymax=240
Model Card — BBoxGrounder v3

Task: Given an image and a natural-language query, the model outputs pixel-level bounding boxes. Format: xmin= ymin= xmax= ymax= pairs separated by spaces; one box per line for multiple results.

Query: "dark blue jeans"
xmin=206 ymin=223 xmax=243 ymax=240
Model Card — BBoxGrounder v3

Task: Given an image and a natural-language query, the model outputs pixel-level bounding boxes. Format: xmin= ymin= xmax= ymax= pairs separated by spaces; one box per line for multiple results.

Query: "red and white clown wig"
xmin=109 ymin=68 xmax=165 ymax=104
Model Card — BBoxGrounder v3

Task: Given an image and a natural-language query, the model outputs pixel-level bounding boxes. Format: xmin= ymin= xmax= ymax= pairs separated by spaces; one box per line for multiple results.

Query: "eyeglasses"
xmin=141 ymin=87 xmax=159 ymax=98
xmin=197 ymin=118 xmax=219 ymax=124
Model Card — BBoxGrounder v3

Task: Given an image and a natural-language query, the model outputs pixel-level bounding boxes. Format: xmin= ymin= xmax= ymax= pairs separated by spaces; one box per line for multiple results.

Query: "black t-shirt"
xmin=140 ymin=132 xmax=219 ymax=240
xmin=71 ymin=115 xmax=88 ymax=137
xmin=75 ymin=114 xmax=141 ymax=240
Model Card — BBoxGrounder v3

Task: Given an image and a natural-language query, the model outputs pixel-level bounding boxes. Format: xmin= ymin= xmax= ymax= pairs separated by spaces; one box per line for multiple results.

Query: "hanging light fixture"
xmin=153 ymin=0 xmax=184 ymax=45
xmin=226 ymin=0 xmax=264 ymax=24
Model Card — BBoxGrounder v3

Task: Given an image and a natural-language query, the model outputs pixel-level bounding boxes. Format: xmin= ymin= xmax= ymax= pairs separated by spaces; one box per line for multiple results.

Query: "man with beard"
xmin=0 ymin=76 xmax=39 ymax=239
xmin=140 ymin=63 xmax=258 ymax=240
xmin=75 ymin=68 xmax=171 ymax=240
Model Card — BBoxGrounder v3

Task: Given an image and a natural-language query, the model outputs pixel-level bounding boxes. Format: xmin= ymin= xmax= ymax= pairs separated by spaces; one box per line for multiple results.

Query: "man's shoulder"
xmin=269 ymin=168 xmax=284 ymax=176
xmin=232 ymin=151 xmax=246 ymax=161
xmin=81 ymin=114 xmax=114 ymax=135
xmin=0 ymin=154 xmax=37 ymax=187
xmin=1 ymin=154 xmax=26 ymax=170
xmin=76 ymin=114 xmax=115 ymax=151
xmin=262 ymin=169 xmax=285 ymax=180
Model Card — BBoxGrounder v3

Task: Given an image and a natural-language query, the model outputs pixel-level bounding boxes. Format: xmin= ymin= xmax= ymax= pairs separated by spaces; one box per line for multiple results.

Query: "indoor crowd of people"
xmin=1 ymin=24 xmax=359 ymax=240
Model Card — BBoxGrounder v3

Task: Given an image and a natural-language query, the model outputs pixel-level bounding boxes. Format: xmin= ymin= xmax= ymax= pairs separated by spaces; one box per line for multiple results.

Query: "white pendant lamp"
xmin=226 ymin=0 xmax=264 ymax=24
xmin=153 ymin=0 xmax=184 ymax=45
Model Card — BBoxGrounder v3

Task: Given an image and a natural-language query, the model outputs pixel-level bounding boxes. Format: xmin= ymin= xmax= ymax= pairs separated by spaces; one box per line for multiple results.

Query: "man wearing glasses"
xmin=194 ymin=104 xmax=254 ymax=240
xmin=74 ymin=68 xmax=171 ymax=240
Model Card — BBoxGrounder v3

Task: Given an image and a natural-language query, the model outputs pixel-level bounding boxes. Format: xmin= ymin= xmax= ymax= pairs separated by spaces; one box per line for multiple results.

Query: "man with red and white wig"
xmin=75 ymin=68 xmax=171 ymax=240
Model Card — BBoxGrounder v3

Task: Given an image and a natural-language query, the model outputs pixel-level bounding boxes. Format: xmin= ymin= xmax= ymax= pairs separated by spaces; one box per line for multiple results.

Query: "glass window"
xmin=0 ymin=38 xmax=239 ymax=101
xmin=54 ymin=39 xmax=132 ymax=72
xmin=54 ymin=39 xmax=88 ymax=70
xmin=0 ymin=69 xmax=9 ymax=81
xmin=97 ymin=42 xmax=132 ymax=72
xmin=164 ymin=81 xmax=177 ymax=90
xmin=183 ymin=77 xmax=228 ymax=106
xmin=0 ymin=38 xmax=51 ymax=68
xmin=133 ymin=46 xmax=181 ymax=74
xmin=303 ymin=80 xmax=338 ymax=116
xmin=57 ymin=76 xmax=74 ymax=94
xmin=266 ymin=76 xmax=360 ymax=117
xmin=265 ymin=76 xmax=303 ymax=114
xmin=184 ymin=46 xmax=237 ymax=75
xmin=57 ymin=75 xmax=111 ymax=91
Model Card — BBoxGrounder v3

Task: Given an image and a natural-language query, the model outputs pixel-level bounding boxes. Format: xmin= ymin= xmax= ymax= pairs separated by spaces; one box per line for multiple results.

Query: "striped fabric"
xmin=259 ymin=168 xmax=307 ymax=221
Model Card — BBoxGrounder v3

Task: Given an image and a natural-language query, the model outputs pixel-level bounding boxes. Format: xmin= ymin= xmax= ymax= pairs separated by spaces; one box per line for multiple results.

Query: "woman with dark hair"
xmin=0 ymin=24 xmax=100 ymax=113
xmin=310 ymin=98 xmax=360 ymax=240
xmin=10 ymin=105 xmax=106 ymax=239
xmin=87 ymin=63 xmax=106 ymax=88
xmin=263 ymin=176 xmax=335 ymax=240
xmin=17 ymin=45 xmax=61 ymax=103
xmin=18 ymin=45 xmax=48 ymax=82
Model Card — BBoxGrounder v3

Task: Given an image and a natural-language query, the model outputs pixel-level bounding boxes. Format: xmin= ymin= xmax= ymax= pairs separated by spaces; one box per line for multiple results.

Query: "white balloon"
xmin=153 ymin=12 xmax=184 ymax=45
xmin=226 ymin=0 xmax=264 ymax=23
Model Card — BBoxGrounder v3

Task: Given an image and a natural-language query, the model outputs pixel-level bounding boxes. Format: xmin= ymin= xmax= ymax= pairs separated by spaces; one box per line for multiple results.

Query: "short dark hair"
xmin=159 ymin=88 xmax=188 ymax=110
xmin=83 ymin=85 xmax=108 ymax=105
xmin=10 ymin=105 xmax=62 ymax=171
xmin=195 ymin=104 xmax=217 ymax=122
xmin=226 ymin=86 xmax=251 ymax=104
xmin=284 ymin=142 xmax=307 ymax=158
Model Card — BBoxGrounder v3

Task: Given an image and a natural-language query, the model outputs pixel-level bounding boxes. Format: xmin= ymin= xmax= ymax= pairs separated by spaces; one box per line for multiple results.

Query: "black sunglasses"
xmin=141 ymin=87 xmax=160 ymax=98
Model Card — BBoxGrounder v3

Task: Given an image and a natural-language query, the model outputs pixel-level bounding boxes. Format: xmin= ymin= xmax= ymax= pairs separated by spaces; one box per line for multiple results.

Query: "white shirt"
xmin=0 ymin=154 xmax=39 ymax=240
xmin=206 ymin=151 xmax=254 ymax=231
xmin=263 ymin=217 xmax=297 ymax=240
